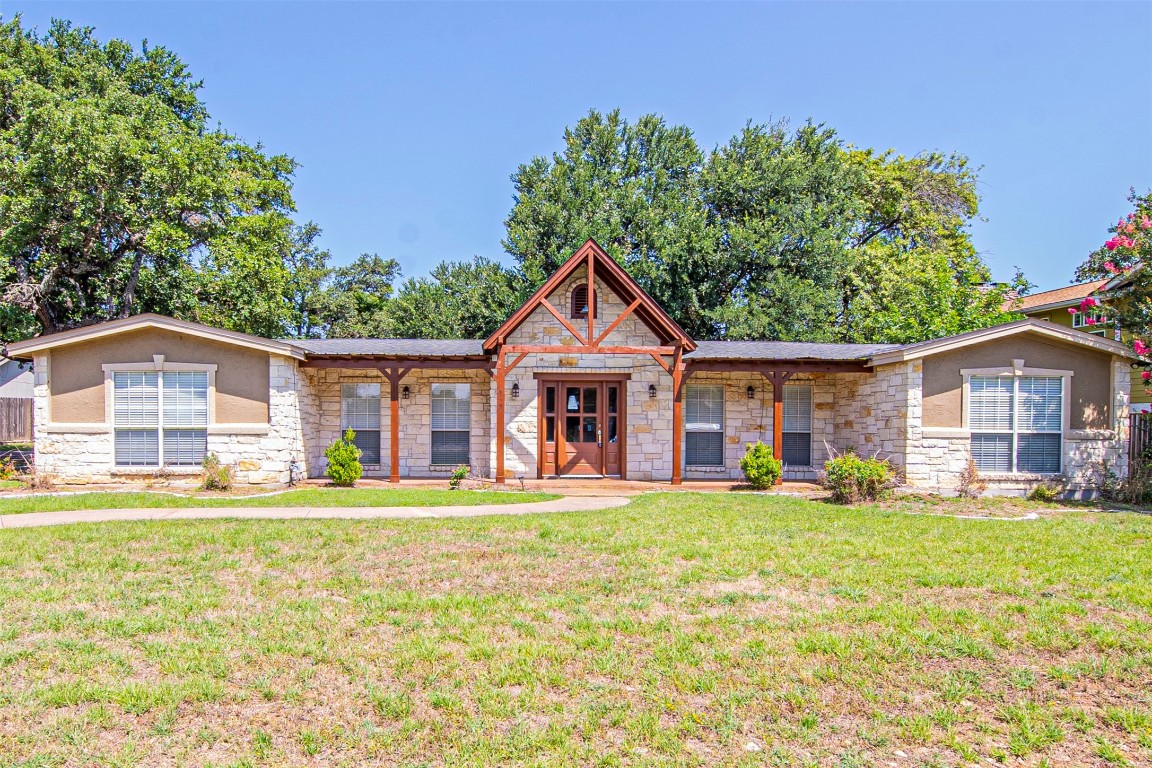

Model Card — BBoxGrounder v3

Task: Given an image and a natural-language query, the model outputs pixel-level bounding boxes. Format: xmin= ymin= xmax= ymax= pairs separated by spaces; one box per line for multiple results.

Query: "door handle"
xmin=597 ymin=425 xmax=602 ymax=448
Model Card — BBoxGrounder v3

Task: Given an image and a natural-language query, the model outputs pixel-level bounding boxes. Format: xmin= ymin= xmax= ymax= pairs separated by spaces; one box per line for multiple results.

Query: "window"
xmin=782 ymin=383 xmax=812 ymax=467
xmin=685 ymin=384 xmax=724 ymax=466
xmin=969 ymin=375 xmax=1062 ymax=474
xmin=1072 ymin=310 xmax=1109 ymax=335
xmin=113 ymin=370 xmax=207 ymax=467
xmin=569 ymin=283 xmax=599 ymax=319
xmin=431 ymin=383 xmax=470 ymax=465
xmin=341 ymin=383 xmax=381 ymax=464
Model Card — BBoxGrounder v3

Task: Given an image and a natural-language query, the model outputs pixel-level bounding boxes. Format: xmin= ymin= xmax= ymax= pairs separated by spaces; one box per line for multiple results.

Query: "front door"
xmin=539 ymin=380 xmax=624 ymax=478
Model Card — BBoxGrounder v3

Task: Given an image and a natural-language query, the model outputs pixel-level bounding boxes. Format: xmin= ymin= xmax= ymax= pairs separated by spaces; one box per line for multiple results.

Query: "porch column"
xmin=670 ymin=348 xmax=685 ymax=486
xmin=388 ymin=375 xmax=400 ymax=484
xmin=763 ymin=369 xmax=794 ymax=485
xmin=495 ymin=358 xmax=506 ymax=484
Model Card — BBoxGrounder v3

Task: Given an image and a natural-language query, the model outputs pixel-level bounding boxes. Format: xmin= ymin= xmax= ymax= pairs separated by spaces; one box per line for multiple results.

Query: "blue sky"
xmin=7 ymin=1 xmax=1151 ymax=289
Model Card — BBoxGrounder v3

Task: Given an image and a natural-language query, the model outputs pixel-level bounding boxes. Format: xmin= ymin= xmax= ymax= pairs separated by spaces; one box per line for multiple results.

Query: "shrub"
xmin=1027 ymin=480 xmax=1064 ymax=503
xmin=448 ymin=465 xmax=470 ymax=490
xmin=325 ymin=429 xmax=363 ymax=486
xmin=0 ymin=457 xmax=16 ymax=481
xmin=956 ymin=457 xmax=987 ymax=499
xmin=1100 ymin=452 xmax=1152 ymax=504
xmin=740 ymin=441 xmax=783 ymax=489
xmin=822 ymin=450 xmax=896 ymax=504
xmin=27 ymin=472 xmax=55 ymax=491
xmin=201 ymin=453 xmax=234 ymax=491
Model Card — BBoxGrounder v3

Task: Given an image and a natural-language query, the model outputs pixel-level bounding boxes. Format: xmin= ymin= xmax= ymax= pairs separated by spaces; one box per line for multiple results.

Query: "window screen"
xmin=782 ymin=383 xmax=812 ymax=466
xmin=969 ymin=375 xmax=1062 ymax=474
xmin=685 ymin=385 xmax=724 ymax=466
xmin=431 ymin=383 xmax=470 ymax=465
xmin=341 ymin=383 xmax=381 ymax=464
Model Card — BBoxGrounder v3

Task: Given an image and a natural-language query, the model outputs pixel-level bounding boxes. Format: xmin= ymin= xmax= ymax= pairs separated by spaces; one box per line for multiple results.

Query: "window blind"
xmin=685 ymin=385 xmax=724 ymax=466
xmin=782 ymin=383 xmax=812 ymax=466
xmin=431 ymin=383 xmax=470 ymax=465
xmin=341 ymin=383 xmax=381 ymax=464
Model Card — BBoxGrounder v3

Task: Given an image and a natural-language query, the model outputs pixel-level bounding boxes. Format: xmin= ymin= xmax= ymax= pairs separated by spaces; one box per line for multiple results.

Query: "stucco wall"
xmin=47 ymin=328 xmax=270 ymax=424
xmin=922 ymin=334 xmax=1114 ymax=430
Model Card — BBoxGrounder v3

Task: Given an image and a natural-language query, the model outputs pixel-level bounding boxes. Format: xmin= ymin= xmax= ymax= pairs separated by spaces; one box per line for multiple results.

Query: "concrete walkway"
xmin=0 ymin=495 xmax=633 ymax=530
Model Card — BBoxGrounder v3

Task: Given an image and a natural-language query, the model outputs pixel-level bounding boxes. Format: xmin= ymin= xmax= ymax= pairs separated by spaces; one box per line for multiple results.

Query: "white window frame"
xmin=1072 ymin=310 xmax=1110 ymax=336
xmin=961 ymin=359 xmax=1071 ymax=475
xmin=430 ymin=382 xmax=471 ymax=467
xmin=102 ymin=357 xmax=217 ymax=469
xmin=684 ymin=384 xmax=725 ymax=467
xmin=781 ymin=382 xmax=813 ymax=467
xmin=340 ymin=383 xmax=382 ymax=466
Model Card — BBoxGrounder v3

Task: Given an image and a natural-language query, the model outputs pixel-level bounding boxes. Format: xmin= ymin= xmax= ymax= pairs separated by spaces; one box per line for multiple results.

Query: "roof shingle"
xmin=1005 ymin=280 xmax=1107 ymax=313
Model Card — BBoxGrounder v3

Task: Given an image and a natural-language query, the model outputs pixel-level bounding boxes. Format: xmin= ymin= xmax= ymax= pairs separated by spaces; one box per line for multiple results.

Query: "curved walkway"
xmin=0 ymin=495 xmax=633 ymax=530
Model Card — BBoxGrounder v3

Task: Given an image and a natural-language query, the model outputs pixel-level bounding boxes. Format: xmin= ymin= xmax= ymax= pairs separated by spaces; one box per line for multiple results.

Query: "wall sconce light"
xmin=511 ymin=382 xmax=520 ymax=399
xmin=401 ymin=385 xmax=410 ymax=400
xmin=747 ymin=385 xmax=755 ymax=400
xmin=648 ymin=384 xmax=657 ymax=399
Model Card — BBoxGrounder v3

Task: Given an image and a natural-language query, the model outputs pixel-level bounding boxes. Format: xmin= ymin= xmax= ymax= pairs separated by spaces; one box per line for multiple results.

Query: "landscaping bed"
xmin=0 ymin=493 xmax=1149 ymax=765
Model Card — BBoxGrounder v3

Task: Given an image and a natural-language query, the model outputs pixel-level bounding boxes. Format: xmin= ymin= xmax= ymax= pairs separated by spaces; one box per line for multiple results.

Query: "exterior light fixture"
xmin=511 ymin=382 xmax=520 ymax=399
xmin=747 ymin=385 xmax=755 ymax=399
xmin=401 ymin=385 xmax=410 ymax=400
xmin=648 ymin=384 xmax=657 ymax=399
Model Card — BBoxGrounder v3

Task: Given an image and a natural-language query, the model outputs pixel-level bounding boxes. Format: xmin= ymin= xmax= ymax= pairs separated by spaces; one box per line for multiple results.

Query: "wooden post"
xmin=587 ymin=250 xmax=595 ymax=344
xmin=763 ymin=369 xmax=794 ymax=486
xmin=670 ymin=347 xmax=684 ymax=486
xmin=495 ymin=353 xmax=506 ymax=484
xmin=388 ymin=372 xmax=400 ymax=484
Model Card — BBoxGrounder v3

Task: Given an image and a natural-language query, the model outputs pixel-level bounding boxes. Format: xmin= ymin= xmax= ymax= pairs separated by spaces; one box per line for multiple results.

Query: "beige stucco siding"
xmin=921 ymin=334 xmax=1114 ymax=430
xmin=49 ymin=328 xmax=270 ymax=424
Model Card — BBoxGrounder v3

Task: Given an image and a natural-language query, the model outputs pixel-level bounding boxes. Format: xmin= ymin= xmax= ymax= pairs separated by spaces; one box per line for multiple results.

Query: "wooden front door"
xmin=539 ymin=380 xmax=624 ymax=478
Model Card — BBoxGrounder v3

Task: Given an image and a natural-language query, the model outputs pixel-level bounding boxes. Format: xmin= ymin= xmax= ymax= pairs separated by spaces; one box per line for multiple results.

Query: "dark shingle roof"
xmin=686 ymin=340 xmax=899 ymax=361
xmin=287 ymin=339 xmax=487 ymax=357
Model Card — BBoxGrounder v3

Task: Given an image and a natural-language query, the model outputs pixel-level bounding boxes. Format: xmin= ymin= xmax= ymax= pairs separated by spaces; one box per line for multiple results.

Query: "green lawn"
xmin=0 ymin=494 xmax=1150 ymax=767
xmin=0 ymin=487 xmax=558 ymax=515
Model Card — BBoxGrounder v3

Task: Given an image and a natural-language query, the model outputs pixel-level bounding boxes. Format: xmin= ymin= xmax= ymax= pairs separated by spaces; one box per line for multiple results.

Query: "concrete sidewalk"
xmin=0 ymin=495 xmax=632 ymax=530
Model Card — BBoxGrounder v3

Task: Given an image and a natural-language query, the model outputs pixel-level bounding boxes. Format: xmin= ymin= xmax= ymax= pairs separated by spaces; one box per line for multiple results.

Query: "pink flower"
xmin=1142 ymin=215 xmax=1151 ymax=230
xmin=1135 ymin=339 xmax=1148 ymax=356
xmin=1143 ymin=371 xmax=1151 ymax=382
xmin=1104 ymin=261 xmax=1118 ymax=273
xmin=1086 ymin=317 xmax=1097 ymax=325
xmin=1106 ymin=237 xmax=1121 ymax=251
xmin=1068 ymin=307 xmax=1078 ymax=314
xmin=1123 ymin=237 xmax=1137 ymax=249
xmin=1081 ymin=297 xmax=1098 ymax=308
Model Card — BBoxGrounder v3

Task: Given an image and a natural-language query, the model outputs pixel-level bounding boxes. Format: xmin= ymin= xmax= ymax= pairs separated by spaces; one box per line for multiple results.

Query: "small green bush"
xmin=325 ymin=429 xmax=363 ymax=486
xmin=448 ymin=465 xmax=470 ymax=490
xmin=740 ymin=441 xmax=783 ymax=489
xmin=1027 ymin=481 xmax=1063 ymax=503
xmin=822 ymin=451 xmax=895 ymax=504
xmin=200 ymin=453 xmax=234 ymax=491
xmin=0 ymin=457 xmax=16 ymax=481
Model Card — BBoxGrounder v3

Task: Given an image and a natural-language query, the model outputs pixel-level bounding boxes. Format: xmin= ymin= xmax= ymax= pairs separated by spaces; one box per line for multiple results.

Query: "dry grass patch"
xmin=0 ymin=494 xmax=1150 ymax=766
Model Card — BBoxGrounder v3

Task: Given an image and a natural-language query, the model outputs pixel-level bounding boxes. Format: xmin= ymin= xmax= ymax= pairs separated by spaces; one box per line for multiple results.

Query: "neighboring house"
xmin=4 ymin=240 xmax=1135 ymax=495
xmin=0 ymin=357 xmax=33 ymax=399
xmin=1007 ymin=275 xmax=1150 ymax=412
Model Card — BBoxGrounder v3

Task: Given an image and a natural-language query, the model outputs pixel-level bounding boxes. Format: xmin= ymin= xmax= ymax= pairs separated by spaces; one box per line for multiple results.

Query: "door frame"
xmin=534 ymin=373 xmax=629 ymax=479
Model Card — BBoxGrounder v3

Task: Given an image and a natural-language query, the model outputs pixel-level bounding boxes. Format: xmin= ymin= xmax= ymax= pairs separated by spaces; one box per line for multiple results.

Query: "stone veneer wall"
xmin=33 ymin=353 xmax=307 ymax=485
xmin=302 ymin=366 xmax=492 ymax=479
xmin=680 ymin=372 xmax=836 ymax=481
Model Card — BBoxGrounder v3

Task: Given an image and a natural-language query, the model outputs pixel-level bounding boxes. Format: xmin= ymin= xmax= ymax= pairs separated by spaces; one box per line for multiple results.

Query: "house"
xmin=4 ymin=240 xmax=1135 ymax=495
xmin=0 ymin=358 xmax=33 ymax=399
xmin=1006 ymin=274 xmax=1150 ymax=412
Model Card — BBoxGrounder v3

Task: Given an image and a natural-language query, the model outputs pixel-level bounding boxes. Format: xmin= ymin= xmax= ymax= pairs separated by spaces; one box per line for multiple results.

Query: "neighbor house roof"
xmin=868 ymin=318 xmax=1136 ymax=365
xmin=3 ymin=313 xmax=307 ymax=361
xmin=1004 ymin=280 xmax=1109 ymax=313
xmin=686 ymin=340 xmax=897 ymax=361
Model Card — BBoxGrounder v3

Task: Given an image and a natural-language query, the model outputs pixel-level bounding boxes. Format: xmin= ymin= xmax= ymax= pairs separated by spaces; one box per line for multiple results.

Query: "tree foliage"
xmin=0 ymin=17 xmax=297 ymax=342
xmin=505 ymin=109 xmax=1023 ymax=343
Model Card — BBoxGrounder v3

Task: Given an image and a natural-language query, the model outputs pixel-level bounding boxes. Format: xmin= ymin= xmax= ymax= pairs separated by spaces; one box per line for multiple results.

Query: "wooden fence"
xmin=1130 ymin=413 xmax=1152 ymax=473
xmin=0 ymin=397 xmax=33 ymax=443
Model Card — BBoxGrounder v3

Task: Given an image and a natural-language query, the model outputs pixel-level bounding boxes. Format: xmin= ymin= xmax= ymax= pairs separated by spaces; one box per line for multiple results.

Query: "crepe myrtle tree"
xmin=1073 ymin=190 xmax=1152 ymax=393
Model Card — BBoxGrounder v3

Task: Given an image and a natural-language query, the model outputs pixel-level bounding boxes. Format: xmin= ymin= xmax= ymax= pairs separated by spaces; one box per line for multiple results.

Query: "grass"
xmin=0 ymin=494 xmax=1149 ymax=766
xmin=0 ymin=487 xmax=558 ymax=515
